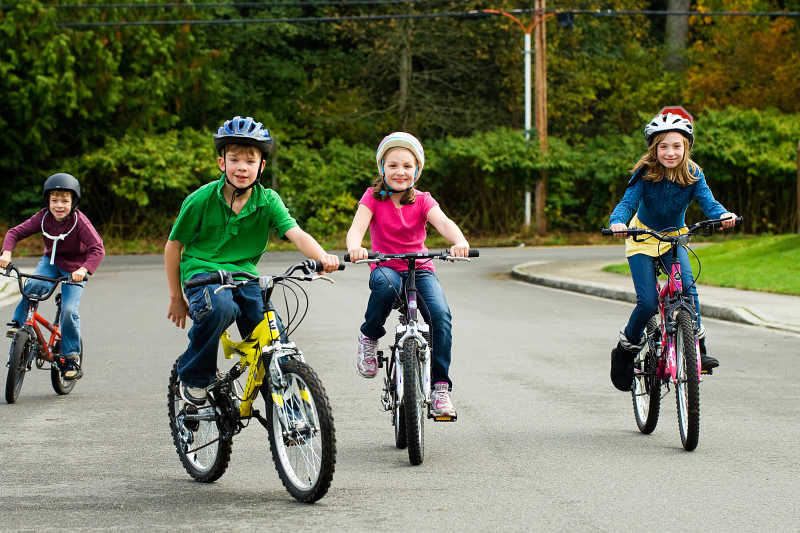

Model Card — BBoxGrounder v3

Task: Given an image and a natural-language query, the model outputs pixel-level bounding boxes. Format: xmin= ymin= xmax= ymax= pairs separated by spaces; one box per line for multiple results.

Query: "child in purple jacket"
xmin=0 ymin=173 xmax=105 ymax=380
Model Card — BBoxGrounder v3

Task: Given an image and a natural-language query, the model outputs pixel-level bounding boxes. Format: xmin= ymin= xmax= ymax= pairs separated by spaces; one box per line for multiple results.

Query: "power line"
xmin=54 ymin=8 xmax=800 ymax=28
xmin=1 ymin=0 xmax=469 ymax=9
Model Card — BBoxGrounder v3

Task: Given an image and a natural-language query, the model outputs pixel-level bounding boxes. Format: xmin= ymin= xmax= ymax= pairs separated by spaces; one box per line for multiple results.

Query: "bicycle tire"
xmin=51 ymin=339 xmax=83 ymax=395
xmin=392 ymin=357 xmax=407 ymax=449
xmin=632 ymin=317 xmax=661 ymax=434
xmin=675 ymin=310 xmax=700 ymax=451
xmin=5 ymin=330 xmax=31 ymax=404
xmin=167 ymin=358 xmax=232 ymax=482
xmin=402 ymin=338 xmax=424 ymax=465
xmin=266 ymin=359 xmax=336 ymax=503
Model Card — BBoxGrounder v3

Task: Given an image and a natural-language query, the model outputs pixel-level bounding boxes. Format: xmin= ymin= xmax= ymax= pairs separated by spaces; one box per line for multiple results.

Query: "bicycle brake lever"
xmin=315 ymin=275 xmax=335 ymax=284
xmin=213 ymin=283 xmax=238 ymax=294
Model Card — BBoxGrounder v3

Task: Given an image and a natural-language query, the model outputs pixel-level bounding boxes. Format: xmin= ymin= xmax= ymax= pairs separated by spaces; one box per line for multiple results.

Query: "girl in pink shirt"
xmin=346 ymin=132 xmax=470 ymax=418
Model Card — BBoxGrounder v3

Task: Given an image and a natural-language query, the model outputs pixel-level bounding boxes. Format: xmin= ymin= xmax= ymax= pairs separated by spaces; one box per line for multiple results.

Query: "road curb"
xmin=510 ymin=263 xmax=799 ymax=334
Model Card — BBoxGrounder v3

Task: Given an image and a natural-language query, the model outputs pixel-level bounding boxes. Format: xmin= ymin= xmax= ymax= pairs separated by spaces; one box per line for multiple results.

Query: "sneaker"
xmin=61 ymin=354 xmax=83 ymax=381
xmin=430 ymin=381 xmax=457 ymax=418
xmin=6 ymin=320 xmax=20 ymax=339
xmin=180 ymin=382 xmax=207 ymax=406
xmin=356 ymin=333 xmax=378 ymax=378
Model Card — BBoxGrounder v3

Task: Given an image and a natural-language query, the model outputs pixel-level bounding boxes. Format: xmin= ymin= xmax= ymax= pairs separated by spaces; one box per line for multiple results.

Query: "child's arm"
xmin=165 ymin=239 xmax=189 ymax=329
xmin=345 ymin=204 xmax=373 ymax=262
xmin=427 ymin=206 xmax=469 ymax=258
xmin=284 ymin=227 xmax=340 ymax=273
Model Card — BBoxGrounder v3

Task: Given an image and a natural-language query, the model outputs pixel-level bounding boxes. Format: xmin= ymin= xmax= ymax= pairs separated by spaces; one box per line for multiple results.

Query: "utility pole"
xmin=483 ymin=6 xmax=553 ymax=233
xmin=534 ymin=0 xmax=548 ymax=235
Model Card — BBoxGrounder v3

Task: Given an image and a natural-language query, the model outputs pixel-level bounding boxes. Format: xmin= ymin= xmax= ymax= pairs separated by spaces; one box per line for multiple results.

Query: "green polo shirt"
xmin=169 ymin=175 xmax=298 ymax=283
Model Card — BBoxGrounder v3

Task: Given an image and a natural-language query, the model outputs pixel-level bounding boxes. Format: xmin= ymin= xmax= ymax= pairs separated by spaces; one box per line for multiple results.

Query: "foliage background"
xmin=1 ymin=0 xmax=798 ymax=241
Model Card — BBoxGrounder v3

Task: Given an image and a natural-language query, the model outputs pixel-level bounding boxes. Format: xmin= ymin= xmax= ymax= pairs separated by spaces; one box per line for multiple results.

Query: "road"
xmin=0 ymin=248 xmax=798 ymax=532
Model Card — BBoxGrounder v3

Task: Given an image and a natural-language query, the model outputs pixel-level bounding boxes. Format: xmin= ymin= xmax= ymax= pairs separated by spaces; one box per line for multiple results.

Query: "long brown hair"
xmin=631 ymin=132 xmax=700 ymax=186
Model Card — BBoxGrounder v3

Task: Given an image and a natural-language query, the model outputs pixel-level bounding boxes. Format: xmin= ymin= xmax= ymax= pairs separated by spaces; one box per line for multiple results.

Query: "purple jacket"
xmin=2 ymin=209 xmax=105 ymax=274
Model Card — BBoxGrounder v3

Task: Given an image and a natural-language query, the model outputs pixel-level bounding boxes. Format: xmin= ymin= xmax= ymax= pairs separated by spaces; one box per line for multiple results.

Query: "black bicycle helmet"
xmin=43 ymin=173 xmax=81 ymax=207
xmin=213 ymin=116 xmax=272 ymax=156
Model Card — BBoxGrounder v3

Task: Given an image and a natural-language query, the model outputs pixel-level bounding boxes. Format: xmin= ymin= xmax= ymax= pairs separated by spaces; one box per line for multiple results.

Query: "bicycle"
xmin=602 ymin=217 xmax=742 ymax=451
xmin=167 ymin=259 xmax=342 ymax=503
xmin=2 ymin=263 xmax=85 ymax=404
xmin=345 ymin=249 xmax=479 ymax=465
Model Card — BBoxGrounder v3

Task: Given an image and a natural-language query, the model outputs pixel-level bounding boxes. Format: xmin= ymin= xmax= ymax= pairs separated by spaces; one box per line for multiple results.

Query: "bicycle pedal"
xmin=431 ymin=415 xmax=457 ymax=422
xmin=701 ymin=368 xmax=713 ymax=375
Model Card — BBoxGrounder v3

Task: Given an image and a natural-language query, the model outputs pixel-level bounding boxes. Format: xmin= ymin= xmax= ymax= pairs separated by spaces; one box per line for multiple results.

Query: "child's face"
xmin=218 ymin=146 xmax=265 ymax=189
xmin=382 ymin=148 xmax=417 ymax=190
xmin=48 ymin=191 xmax=73 ymax=221
xmin=656 ymin=132 xmax=686 ymax=169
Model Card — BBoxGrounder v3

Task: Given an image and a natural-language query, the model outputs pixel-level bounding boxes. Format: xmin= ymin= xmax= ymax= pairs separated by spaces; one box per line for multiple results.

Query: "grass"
xmin=602 ymin=234 xmax=800 ymax=296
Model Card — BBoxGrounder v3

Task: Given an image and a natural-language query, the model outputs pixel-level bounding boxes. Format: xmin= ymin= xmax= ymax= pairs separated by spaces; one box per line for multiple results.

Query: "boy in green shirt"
xmin=165 ymin=116 xmax=340 ymax=405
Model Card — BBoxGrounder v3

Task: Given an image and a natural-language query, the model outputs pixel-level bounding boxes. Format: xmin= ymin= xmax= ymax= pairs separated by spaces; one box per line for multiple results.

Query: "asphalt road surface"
xmin=1 ymin=248 xmax=797 ymax=532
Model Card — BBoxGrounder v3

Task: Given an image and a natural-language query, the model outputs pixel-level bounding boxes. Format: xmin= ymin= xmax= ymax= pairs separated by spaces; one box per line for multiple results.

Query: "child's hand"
xmin=319 ymin=253 xmax=340 ymax=273
xmin=347 ymin=247 xmax=369 ymax=262
xmin=167 ymin=296 xmax=190 ymax=329
xmin=449 ymin=241 xmax=469 ymax=258
xmin=71 ymin=267 xmax=88 ymax=282
xmin=720 ymin=212 xmax=738 ymax=230
xmin=610 ymin=223 xmax=628 ymax=236
xmin=0 ymin=250 xmax=11 ymax=268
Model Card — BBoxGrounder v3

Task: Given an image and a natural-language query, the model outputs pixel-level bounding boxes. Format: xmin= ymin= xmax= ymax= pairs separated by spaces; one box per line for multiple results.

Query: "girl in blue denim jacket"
xmin=607 ymin=113 xmax=737 ymax=392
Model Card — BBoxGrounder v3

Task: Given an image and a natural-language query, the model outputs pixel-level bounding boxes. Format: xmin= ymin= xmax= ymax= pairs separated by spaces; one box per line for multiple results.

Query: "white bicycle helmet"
xmin=375 ymin=132 xmax=425 ymax=178
xmin=644 ymin=112 xmax=694 ymax=148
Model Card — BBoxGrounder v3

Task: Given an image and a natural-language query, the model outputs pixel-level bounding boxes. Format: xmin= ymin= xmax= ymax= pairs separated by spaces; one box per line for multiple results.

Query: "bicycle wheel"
xmin=392 ymin=356 xmax=407 ymax=449
xmin=5 ymin=330 xmax=32 ymax=404
xmin=401 ymin=338 xmax=424 ymax=465
xmin=51 ymin=339 xmax=83 ymax=395
xmin=675 ymin=310 xmax=700 ymax=451
xmin=632 ymin=317 xmax=661 ymax=434
xmin=167 ymin=359 xmax=231 ymax=482
xmin=265 ymin=359 xmax=336 ymax=503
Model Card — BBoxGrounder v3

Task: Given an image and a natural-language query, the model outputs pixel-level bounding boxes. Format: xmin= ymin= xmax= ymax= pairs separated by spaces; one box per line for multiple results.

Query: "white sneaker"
xmin=181 ymin=382 xmax=207 ymax=405
xmin=430 ymin=381 xmax=457 ymax=418
xmin=356 ymin=333 xmax=378 ymax=378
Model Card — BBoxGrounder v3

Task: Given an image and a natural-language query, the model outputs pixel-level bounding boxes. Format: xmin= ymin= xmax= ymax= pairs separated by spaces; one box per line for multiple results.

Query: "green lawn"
xmin=602 ymin=234 xmax=800 ymax=296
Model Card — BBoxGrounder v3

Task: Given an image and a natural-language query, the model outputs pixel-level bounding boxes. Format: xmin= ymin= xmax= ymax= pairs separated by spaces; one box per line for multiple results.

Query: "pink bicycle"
xmin=602 ymin=216 xmax=742 ymax=451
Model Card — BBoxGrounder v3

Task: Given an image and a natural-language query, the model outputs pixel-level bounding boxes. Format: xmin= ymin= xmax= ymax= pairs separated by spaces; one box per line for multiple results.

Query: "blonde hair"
xmin=632 ymin=132 xmax=700 ymax=186
xmin=371 ymin=147 xmax=418 ymax=204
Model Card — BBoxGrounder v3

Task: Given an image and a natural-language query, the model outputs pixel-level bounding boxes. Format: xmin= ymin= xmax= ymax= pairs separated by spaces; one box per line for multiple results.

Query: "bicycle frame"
xmin=645 ymin=235 xmax=702 ymax=384
xmin=23 ymin=304 xmax=61 ymax=364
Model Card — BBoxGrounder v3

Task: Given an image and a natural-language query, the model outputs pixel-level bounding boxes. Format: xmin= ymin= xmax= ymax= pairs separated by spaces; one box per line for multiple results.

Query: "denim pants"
xmin=12 ymin=255 xmax=84 ymax=357
xmin=361 ymin=267 xmax=454 ymax=388
xmin=624 ymin=247 xmax=701 ymax=343
xmin=179 ymin=277 xmax=267 ymax=388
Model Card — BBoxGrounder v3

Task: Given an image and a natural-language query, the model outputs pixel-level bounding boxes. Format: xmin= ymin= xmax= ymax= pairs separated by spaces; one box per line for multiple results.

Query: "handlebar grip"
xmin=468 ymin=249 xmax=480 ymax=258
xmin=183 ymin=271 xmax=223 ymax=290
xmin=343 ymin=253 xmax=350 ymax=263
xmin=601 ymin=229 xmax=614 ymax=236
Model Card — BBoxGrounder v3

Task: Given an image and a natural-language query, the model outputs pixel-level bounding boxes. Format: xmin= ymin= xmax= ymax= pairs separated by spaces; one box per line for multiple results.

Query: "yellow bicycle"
xmin=167 ymin=259 xmax=341 ymax=502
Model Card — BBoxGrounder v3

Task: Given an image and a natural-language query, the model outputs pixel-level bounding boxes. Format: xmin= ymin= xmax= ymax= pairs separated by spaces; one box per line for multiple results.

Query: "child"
xmin=0 ymin=173 xmax=105 ymax=381
xmin=165 ymin=115 xmax=340 ymax=405
xmin=607 ymin=112 xmax=737 ymax=391
xmin=346 ymin=132 xmax=469 ymax=418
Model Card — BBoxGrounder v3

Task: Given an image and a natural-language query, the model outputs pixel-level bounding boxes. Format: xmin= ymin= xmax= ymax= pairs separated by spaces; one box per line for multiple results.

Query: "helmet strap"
xmin=378 ymin=164 xmax=416 ymax=197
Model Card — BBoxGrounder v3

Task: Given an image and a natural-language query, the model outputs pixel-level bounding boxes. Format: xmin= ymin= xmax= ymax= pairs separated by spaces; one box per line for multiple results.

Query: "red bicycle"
xmin=602 ymin=217 xmax=742 ymax=451
xmin=3 ymin=263 xmax=85 ymax=403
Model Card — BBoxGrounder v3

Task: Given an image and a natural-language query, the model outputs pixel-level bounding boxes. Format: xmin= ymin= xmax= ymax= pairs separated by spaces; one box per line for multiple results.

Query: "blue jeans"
xmin=361 ymin=267 xmax=454 ymax=388
xmin=624 ymin=248 xmax=701 ymax=343
xmin=12 ymin=255 xmax=84 ymax=357
xmin=178 ymin=276 xmax=286 ymax=388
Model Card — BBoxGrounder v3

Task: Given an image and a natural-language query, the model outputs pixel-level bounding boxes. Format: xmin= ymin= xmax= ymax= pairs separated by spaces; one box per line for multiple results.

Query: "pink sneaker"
xmin=356 ymin=333 xmax=378 ymax=378
xmin=430 ymin=381 xmax=457 ymax=418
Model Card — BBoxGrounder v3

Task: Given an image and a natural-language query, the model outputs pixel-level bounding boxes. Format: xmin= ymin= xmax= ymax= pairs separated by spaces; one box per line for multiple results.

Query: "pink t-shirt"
xmin=359 ymin=187 xmax=439 ymax=272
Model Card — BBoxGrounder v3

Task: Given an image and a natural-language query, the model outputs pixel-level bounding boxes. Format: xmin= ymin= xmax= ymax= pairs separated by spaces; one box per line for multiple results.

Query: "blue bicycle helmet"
xmin=213 ymin=116 xmax=272 ymax=155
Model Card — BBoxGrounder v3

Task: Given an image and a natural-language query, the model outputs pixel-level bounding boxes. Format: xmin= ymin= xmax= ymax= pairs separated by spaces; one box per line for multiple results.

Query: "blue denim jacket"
xmin=609 ymin=166 xmax=727 ymax=231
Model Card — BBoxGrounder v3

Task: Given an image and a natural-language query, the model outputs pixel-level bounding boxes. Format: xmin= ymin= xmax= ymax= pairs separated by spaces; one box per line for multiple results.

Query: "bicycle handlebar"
xmin=601 ymin=217 xmax=743 ymax=241
xmin=344 ymin=249 xmax=480 ymax=263
xmin=183 ymin=259 xmax=344 ymax=291
xmin=1 ymin=263 xmax=86 ymax=302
